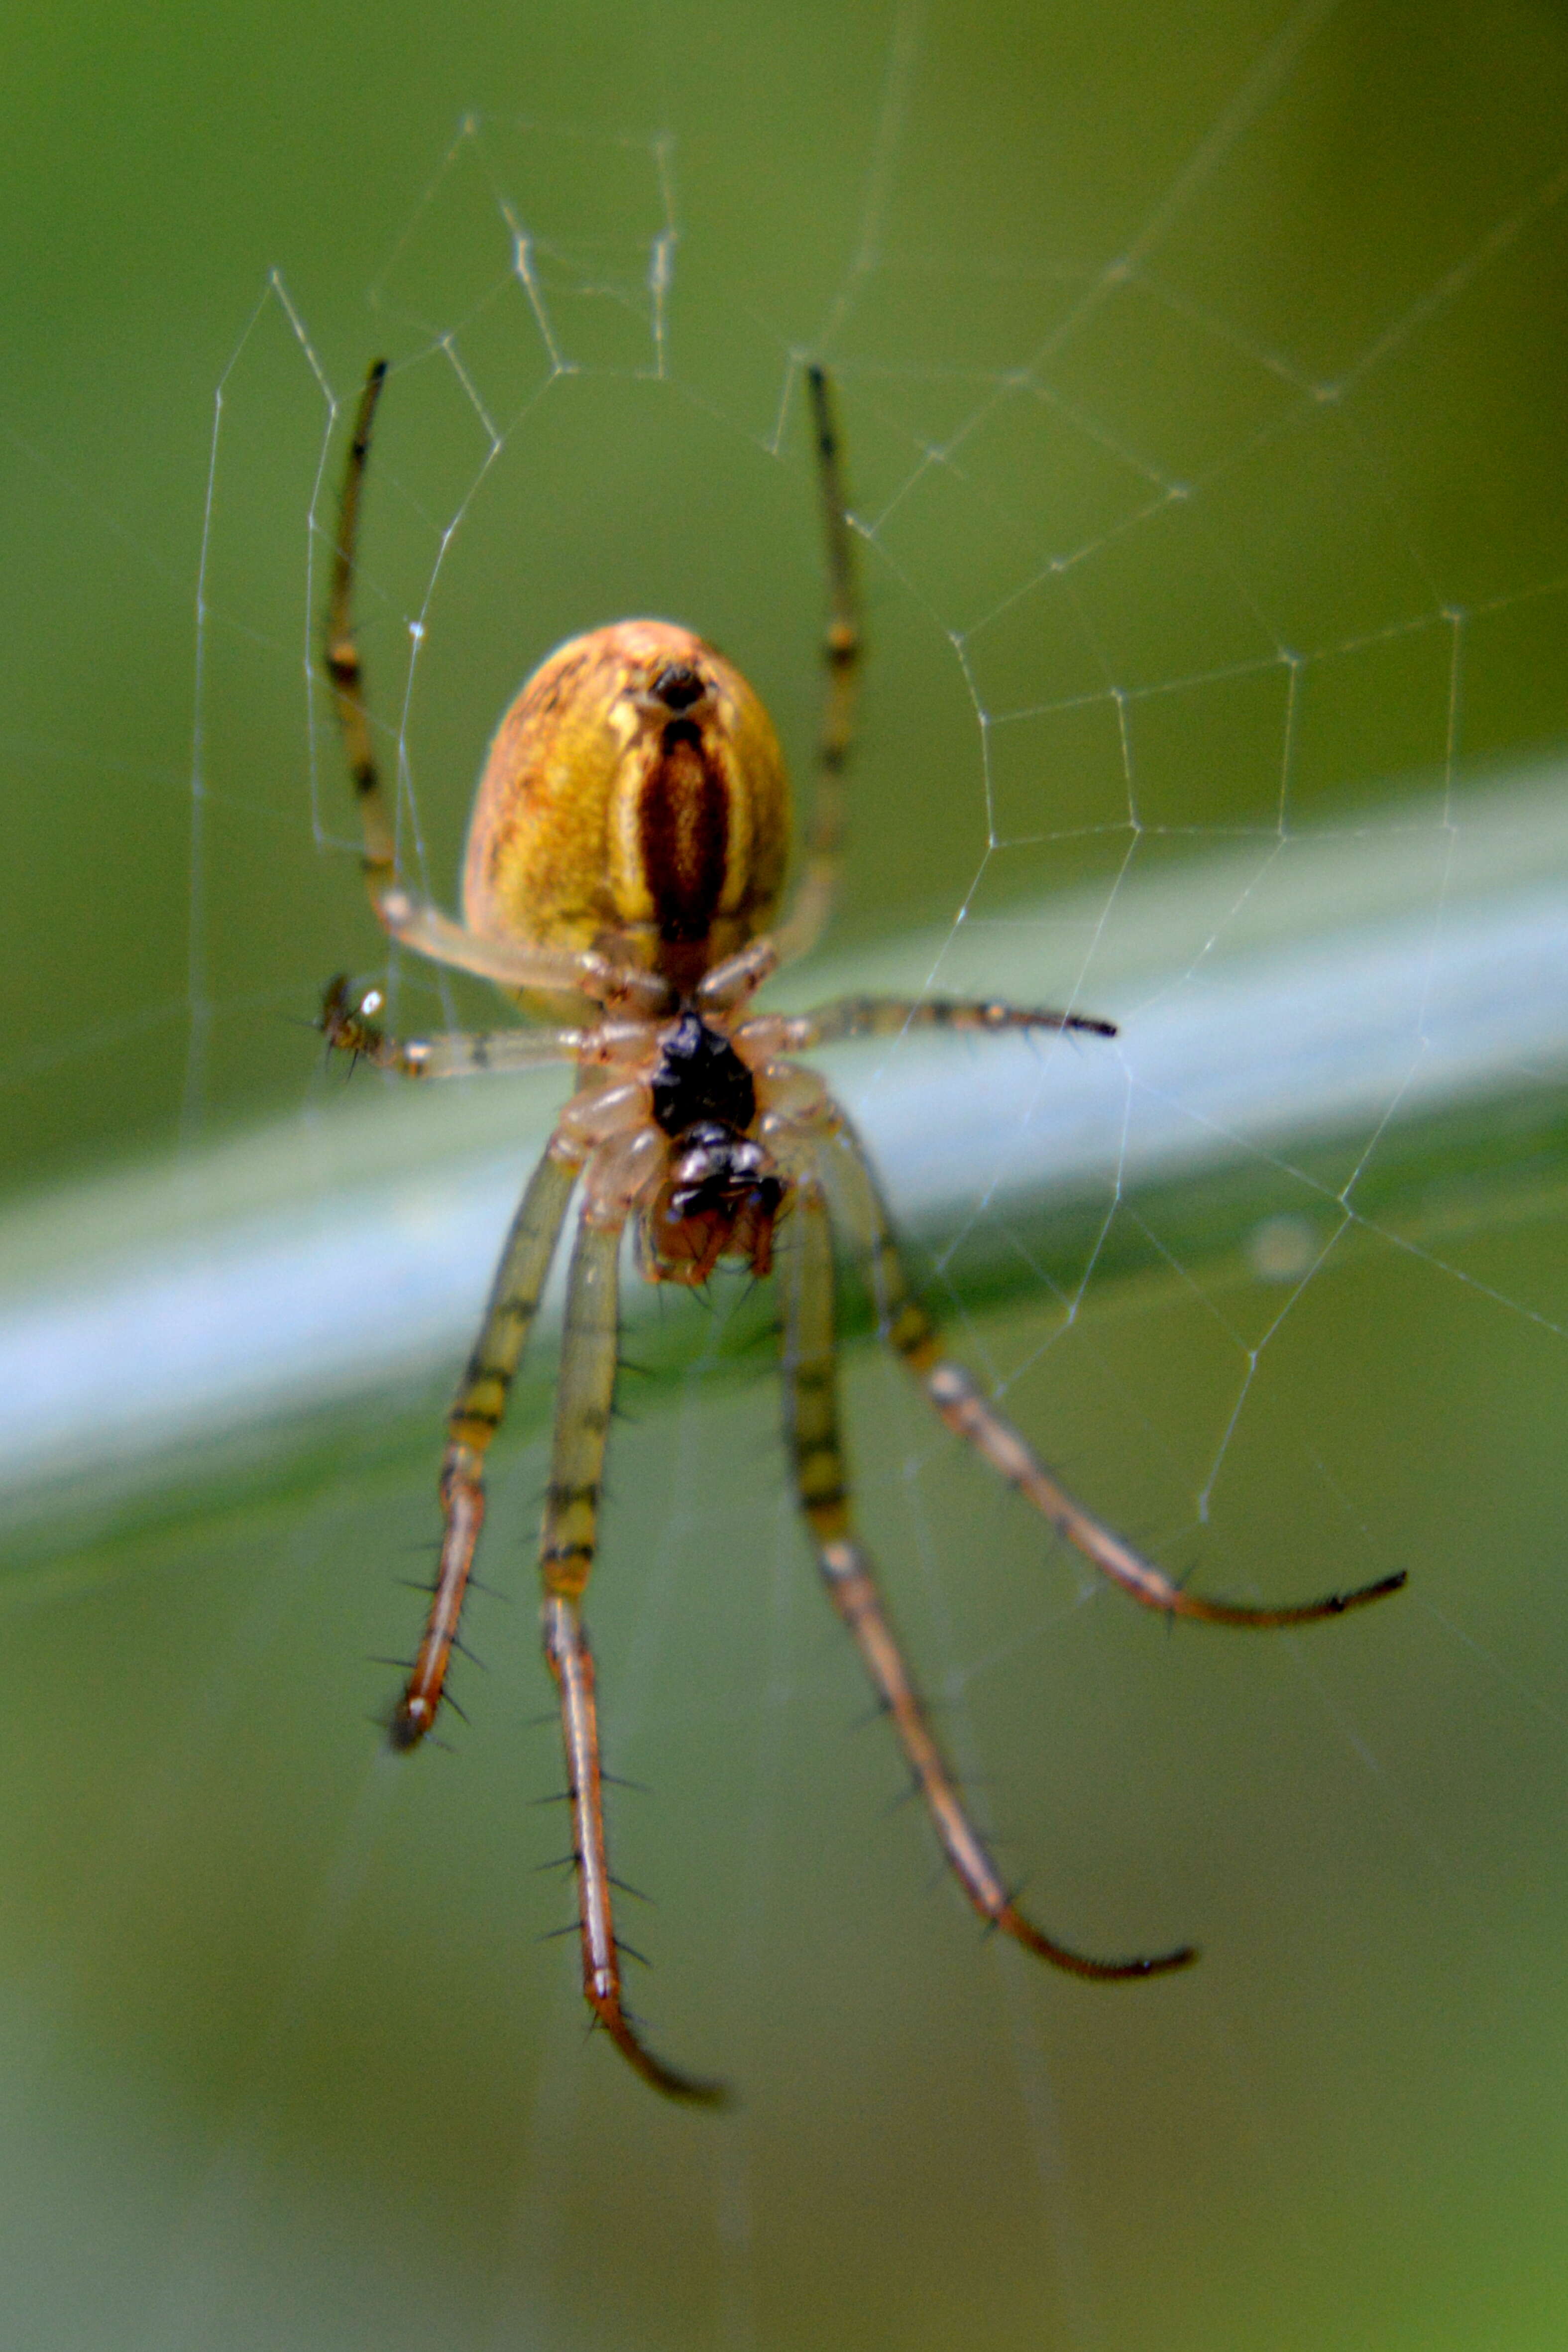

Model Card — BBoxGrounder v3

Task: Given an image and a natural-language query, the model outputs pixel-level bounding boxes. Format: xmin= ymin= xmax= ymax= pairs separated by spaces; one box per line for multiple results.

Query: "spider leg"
xmin=540 ymin=1207 xmax=728 ymax=2104
xmin=390 ymin=1141 xmax=582 ymax=1750
xmin=794 ymin=994 xmax=1118 ymax=1046
xmin=319 ymin=975 xmax=584 ymax=1080
xmin=322 ymin=364 xmax=397 ymax=899
xmin=767 ymin=365 xmax=861 ymax=972
xmin=322 ymin=363 xmax=667 ymax=1014
xmin=698 ymin=365 xmax=861 ymax=1012
xmin=817 ymin=1115 xmax=1406 ymax=1629
xmin=779 ymin=1170 xmax=1195 ymax=1982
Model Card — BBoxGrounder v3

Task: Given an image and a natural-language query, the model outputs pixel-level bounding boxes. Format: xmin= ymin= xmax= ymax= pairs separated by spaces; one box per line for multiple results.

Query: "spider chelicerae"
xmin=319 ymin=360 xmax=1404 ymax=2102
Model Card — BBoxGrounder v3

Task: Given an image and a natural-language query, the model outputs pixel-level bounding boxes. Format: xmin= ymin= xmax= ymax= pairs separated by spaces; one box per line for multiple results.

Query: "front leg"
xmin=796 ymin=993 xmax=1117 ymax=1046
xmin=323 ymin=366 xmax=670 ymax=1014
xmin=319 ymin=975 xmax=583 ymax=1080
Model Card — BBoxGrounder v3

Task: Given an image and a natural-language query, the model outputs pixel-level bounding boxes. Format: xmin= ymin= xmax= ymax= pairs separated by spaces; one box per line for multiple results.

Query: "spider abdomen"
xmin=462 ymin=621 xmax=789 ymax=1008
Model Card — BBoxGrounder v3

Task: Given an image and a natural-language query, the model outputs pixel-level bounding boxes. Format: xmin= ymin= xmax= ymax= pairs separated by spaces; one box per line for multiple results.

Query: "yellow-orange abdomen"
xmin=462 ymin=621 xmax=790 ymax=1002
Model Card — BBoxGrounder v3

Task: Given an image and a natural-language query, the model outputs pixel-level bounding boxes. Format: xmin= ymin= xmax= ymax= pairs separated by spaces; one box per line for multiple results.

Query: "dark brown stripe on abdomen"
xmin=641 ymin=721 xmax=729 ymax=943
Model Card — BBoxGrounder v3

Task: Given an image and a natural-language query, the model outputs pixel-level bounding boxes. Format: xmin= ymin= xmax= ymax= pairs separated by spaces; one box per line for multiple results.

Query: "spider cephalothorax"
xmin=320 ymin=358 xmax=1405 ymax=2104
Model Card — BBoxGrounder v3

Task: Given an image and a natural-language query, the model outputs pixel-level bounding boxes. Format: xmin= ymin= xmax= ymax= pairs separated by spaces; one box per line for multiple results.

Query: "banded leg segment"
xmin=391 ymin=1146 xmax=580 ymax=1750
xmin=320 ymin=975 xmax=583 ymax=1081
xmin=324 ymin=361 xmax=397 ymax=901
xmin=540 ymin=1211 xmax=725 ymax=2103
xmin=820 ymin=1123 xmax=1407 ymax=1629
xmin=770 ymin=365 xmax=862 ymax=974
xmin=780 ymin=1174 xmax=1194 ymax=1981
xmin=796 ymin=994 xmax=1117 ymax=1047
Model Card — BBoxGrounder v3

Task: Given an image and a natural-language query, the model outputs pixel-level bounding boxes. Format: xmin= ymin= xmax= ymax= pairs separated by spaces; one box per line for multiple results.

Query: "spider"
xmin=319 ymin=359 xmax=1405 ymax=2102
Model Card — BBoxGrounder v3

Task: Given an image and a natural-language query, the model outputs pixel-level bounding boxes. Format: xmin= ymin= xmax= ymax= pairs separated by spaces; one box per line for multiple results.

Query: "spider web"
xmin=4 ymin=4 xmax=1568 ymax=2349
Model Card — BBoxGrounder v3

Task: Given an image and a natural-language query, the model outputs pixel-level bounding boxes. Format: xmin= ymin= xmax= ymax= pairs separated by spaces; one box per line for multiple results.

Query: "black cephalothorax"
xmin=650 ymin=1010 xmax=757 ymax=1138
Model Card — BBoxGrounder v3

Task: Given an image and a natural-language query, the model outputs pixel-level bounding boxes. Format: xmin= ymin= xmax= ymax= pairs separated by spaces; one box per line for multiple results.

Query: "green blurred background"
xmin=4 ymin=0 xmax=1568 ymax=2346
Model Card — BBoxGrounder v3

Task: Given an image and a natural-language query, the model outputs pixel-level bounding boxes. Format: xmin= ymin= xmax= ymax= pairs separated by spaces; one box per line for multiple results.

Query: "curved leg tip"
xmin=597 ymin=2009 xmax=734 ymax=2108
xmin=1347 ymin=1568 xmax=1408 ymax=1606
xmin=1180 ymin=1561 xmax=1409 ymax=1629
xmin=1279 ymin=1562 xmax=1409 ymax=1624
xmin=387 ymin=1696 xmax=434 ymax=1753
xmin=1120 ymin=1940 xmax=1199 ymax=1980
xmin=1000 ymin=1900 xmax=1199 ymax=1983
xmin=654 ymin=2068 xmax=735 ymax=2111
